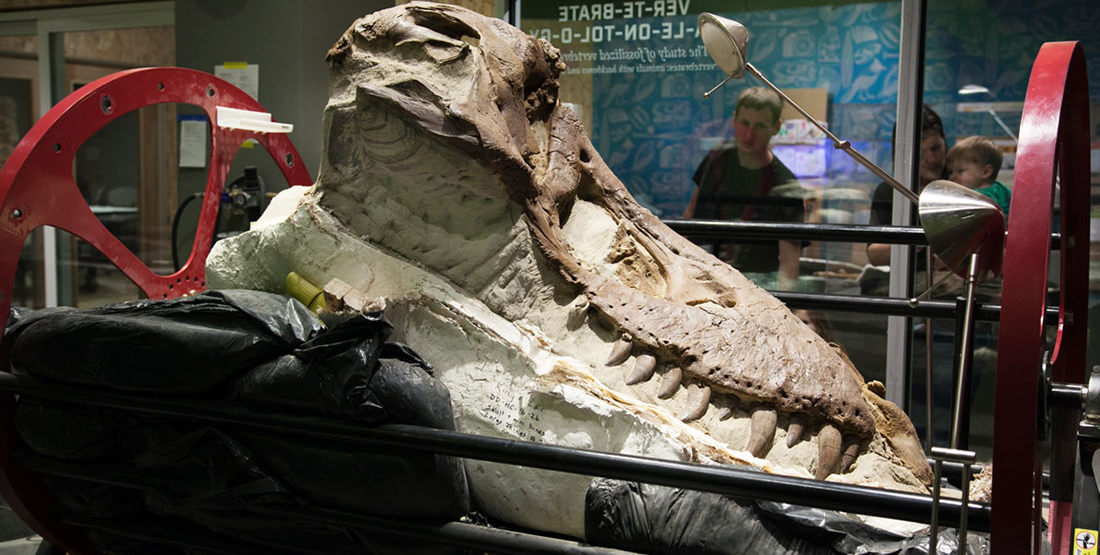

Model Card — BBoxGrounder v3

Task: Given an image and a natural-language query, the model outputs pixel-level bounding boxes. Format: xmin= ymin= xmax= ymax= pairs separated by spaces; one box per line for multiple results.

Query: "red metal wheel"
xmin=993 ymin=42 xmax=1090 ymax=554
xmin=0 ymin=67 xmax=311 ymax=554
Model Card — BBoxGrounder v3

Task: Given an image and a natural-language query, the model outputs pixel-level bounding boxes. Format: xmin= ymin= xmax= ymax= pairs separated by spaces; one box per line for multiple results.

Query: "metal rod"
xmin=985 ymin=108 xmax=1018 ymax=142
xmin=704 ymin=72 xmax=736 ymax=98
xmin=664 ymin=220 xmax=929 ymax=244
xmin=925 ymin=249 xmax=935 ymax=453
xmin=64 ymin=515 xmax=309 ymax=555
xmin=662 ymin=219 xmax=1061 ymax=250
xmin=744 ymin=62 xmax=919 ymax=205
xmin=958 ymin=461 xmax=972 ymax=554
xmin=60 ymin=493 xmax=642 ymax=555
xmin=775 ymin=292 xmax=1059 ymax=323
xmin=930 ymin=458 xmax=943 ymax=551
xmin=910 ymin=260 xmax=957 ymax=307
xmin=1050 ymin=382 xmax=1086 ymax=410
xmin=256 ymin=505 xmax=641 ymax=555
xmin=0 ymin=373 xmax=991 ymax=531
xmin=950 ymin=254 xmax=980 ymax=450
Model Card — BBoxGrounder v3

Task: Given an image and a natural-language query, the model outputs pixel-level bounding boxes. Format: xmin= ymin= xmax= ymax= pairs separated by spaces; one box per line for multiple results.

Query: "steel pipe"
xmin=662 ymin=219 xmax=1060 ymax=250
xmin=0 ymin=372 xmax=991 ymax=532
xmin=60 ymin=498 xmax=641 ymax=555
xmin=773 ymin=290 xmax=1058 ymax=323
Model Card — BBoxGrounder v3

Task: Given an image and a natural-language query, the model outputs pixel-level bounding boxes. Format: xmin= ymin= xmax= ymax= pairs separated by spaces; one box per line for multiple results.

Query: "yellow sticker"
xmin=223 ymin=61 xmax=248 ymax=69
xmin=1075 ymin=528 xmax=1098 ymax=555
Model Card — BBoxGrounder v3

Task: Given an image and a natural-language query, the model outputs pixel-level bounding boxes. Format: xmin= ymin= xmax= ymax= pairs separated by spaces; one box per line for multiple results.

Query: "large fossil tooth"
xmin=747 ymin=407 xmax=778 ymax=458
xmin=815 ymin=425 xmax=843 ymax=480
xmin=605 ymin=337 xmax=633 ymax=366
xmin=716 ymin=395 xmax=739 ymax=421
xmin=841 ymin=436 xmax=861 ymax=473
xmin=786 ymin=414 xmax=805 ymax=448
xmin=657 ymin=367 xmax=682 ymax=399
xmin=679 ymin=384 xmax=711 ymax=422
xmin=625 ymin=354 xmax=657 ymax=385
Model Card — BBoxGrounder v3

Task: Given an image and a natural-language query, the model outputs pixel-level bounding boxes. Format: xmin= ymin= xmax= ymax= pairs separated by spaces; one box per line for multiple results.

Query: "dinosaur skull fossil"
xmin=207 ymin=2 xmax=932 ymax=539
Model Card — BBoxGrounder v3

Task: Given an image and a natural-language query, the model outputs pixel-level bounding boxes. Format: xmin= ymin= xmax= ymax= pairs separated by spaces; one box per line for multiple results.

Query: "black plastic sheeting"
xmin=8 ymin=290 xmax=323 ymax=394
xmin=7 ymin=291 xmax=467 ymax=555
xmin=584 ymin=477 xmax=993 ymax=555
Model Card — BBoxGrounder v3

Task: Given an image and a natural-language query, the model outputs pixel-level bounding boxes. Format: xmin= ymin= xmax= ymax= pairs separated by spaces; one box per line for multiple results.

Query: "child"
xmin=946 ymin=135 xmax=1011 ymax=216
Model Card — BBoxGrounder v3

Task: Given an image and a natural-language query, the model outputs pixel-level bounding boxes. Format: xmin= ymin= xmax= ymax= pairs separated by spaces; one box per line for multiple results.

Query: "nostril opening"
xmin=579 ymin=149 xmax=591 ymax=163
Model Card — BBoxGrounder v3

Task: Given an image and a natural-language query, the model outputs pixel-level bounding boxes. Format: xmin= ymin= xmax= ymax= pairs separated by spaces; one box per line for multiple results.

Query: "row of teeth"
xmin=605 ymin=337 xmax=860 ymax=480
xmin=311 ymin=279 xmax=856 ymax=480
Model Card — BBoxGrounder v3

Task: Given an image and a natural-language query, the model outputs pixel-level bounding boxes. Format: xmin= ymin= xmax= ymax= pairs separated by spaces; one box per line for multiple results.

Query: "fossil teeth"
xmin=747 ymin=407 xmax=778 ymax=458
xmin=605 ymin=337 xmax=633 ymax=366
xmin=625 ymin=354 xmax=657 ymax=385
xmin=718 ymin=394 xmax=740 ymax=419
xmin=841 ymin=435 xmax=861 ymax=473
xmin=679 ymin=384 xmax=711 ymax=422
xmin=815 ymin=424 xmax=843 ymax=480
xmin=657 ymin=367 xmax=682 ymax=399
xmin=786 ymin=415 xmax=805 ymax=448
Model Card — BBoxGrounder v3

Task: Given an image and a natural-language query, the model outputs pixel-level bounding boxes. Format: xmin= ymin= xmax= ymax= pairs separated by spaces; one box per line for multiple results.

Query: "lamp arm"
xmin=744 ymin=62 xmax=919 ymax=205
xmin=986 ymin=109 xmax=1019 ymax=142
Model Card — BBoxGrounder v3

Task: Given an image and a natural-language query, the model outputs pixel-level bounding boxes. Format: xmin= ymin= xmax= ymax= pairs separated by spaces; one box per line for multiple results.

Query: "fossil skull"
xmin=207 ymin=1 xmax=932 ymax=539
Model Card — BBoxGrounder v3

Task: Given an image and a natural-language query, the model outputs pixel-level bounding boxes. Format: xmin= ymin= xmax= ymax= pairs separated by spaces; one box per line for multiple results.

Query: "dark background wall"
xmin=173 ymin=0 xmax=389 ymax=243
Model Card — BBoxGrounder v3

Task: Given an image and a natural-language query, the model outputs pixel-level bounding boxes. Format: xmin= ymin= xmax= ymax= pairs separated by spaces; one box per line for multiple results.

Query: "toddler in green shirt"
xmin=946 ymin=135 xmax=1011 ymax=217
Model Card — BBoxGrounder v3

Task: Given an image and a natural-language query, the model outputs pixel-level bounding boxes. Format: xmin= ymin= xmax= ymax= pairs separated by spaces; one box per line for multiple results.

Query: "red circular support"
xmin=0 ymin=67 xmax=311 ymax=554
xmin=994 ymin=42 xmax=1090 ymax=554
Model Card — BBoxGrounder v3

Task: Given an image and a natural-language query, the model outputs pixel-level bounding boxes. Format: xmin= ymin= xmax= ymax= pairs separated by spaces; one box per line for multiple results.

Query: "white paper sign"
xmin=215 ymin=62 xmax=259 ymax=101
xmin=179 ymin=118 xmax=208 ymax=168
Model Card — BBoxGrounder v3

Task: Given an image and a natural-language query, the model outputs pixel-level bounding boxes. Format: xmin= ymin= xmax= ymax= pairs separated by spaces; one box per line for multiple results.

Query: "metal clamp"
xmin=930 ymin=446 xmax=978 ymax=554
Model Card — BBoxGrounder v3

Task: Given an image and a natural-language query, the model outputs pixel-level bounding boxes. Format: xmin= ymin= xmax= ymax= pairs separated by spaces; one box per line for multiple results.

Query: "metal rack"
xmin=0 ymin=372 xmax=990 ymax=555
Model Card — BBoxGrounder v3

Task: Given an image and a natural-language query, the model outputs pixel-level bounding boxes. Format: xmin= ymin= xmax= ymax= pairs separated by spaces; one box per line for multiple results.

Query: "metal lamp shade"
xmin=918 ymin=180 xmax=1006 ymax=280
xmin=698 ymin=13 xmax=749 ymax=78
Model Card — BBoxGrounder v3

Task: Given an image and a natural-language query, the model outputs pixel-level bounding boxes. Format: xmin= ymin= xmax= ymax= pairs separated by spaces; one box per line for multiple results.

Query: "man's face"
xmin=733 ymin=106 xmax=779 ymax=155
xmin=948 ymin=158 xmax=991 ymax=189
xmin=919 ymin=134 xmax=947 ymax=185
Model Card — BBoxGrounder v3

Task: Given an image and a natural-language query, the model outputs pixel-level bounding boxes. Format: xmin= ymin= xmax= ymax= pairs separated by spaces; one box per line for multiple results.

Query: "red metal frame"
xmin=0 ymin=67 xmax=311 ymax=554
xmin=994 ymin=42 xmax=1090 ymax=554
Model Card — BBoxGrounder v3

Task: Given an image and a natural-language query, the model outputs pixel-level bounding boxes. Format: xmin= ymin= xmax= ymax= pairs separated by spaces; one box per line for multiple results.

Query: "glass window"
xmin=54 ymin=26 xmax=177 ymax=308
xmin=0 ymin=33 xmax=43 ymax=310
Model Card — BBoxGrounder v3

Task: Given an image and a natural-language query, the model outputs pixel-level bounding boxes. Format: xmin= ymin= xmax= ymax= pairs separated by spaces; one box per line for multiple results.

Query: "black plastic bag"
xmin=585 ymin=478 xmax=993 ymax=555
xmin=7 ymin=290 xmax=322 ymax=393
xmin=9 ymin=298 xmax=468 ymax=555
xmin=585 ymin=478 xmax=840 ymax=554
